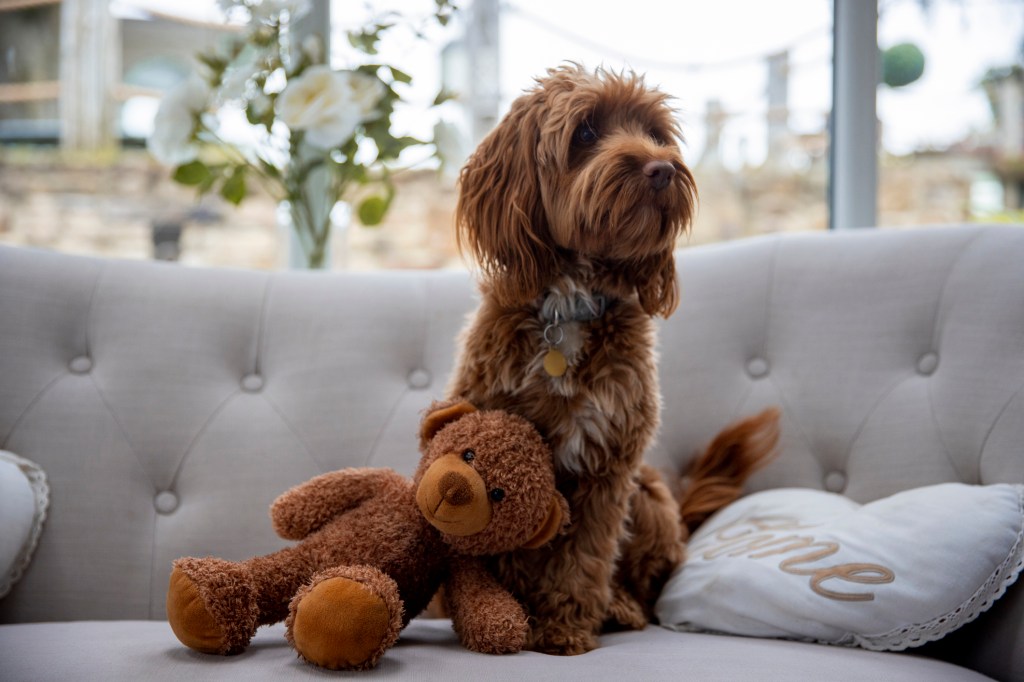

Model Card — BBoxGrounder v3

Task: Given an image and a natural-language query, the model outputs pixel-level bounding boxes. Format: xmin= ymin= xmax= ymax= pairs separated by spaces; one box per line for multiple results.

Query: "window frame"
xmin=830 ymin=0 xmax=879 ymax=230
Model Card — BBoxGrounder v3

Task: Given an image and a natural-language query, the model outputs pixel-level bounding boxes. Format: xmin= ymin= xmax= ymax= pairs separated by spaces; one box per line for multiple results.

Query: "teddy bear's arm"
xmin=270 ymin=468 xmax=406 ymax=540
xmin=444 ymin=556 xmax=528 ymax=655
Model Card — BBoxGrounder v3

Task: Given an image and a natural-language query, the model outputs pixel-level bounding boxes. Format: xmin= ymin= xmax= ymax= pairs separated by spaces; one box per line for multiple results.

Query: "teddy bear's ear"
xmin=420 ymin=399 xmax=478 ymax=447
xmin=522 ymin=491 xmax=571 ymax=549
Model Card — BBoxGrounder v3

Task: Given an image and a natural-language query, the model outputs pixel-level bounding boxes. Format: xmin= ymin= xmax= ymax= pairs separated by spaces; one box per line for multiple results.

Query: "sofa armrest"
xmin=921 ymin=578 xmax=1024 ymax=681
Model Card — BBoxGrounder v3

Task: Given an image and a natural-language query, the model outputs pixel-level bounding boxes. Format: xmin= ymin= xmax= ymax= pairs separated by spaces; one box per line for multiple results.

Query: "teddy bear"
xmin=166 ymin=400 xmax=569 ymax=670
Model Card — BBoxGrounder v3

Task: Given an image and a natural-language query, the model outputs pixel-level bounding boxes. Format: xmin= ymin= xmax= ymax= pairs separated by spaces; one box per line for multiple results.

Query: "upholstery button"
xmin=154 ymin=491 xmax=179 ymax=515
xmin=746 ymin=357 xmax=769 ymax=379
xmin=917 ymin=352 xmax=939 ymax=376
xmin=824 ymin=471 xmax=847 ymax=493
xmin=241 ymin=374 xmax=264 ymax=392
xmin=407 ymin=368 xmax=432 ymax=390
xmin=69 ymin=356 xmax=93 ymax=374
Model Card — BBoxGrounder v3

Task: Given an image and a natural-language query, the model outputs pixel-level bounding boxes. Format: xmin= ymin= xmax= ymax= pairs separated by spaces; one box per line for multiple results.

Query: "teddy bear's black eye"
xmin=573 ymin=121 xmax=598 ymax=146
xmin=489 ymin=488 xmax=506 ymax=502
xmin=462 ymin=449 xmax=475 ymax=463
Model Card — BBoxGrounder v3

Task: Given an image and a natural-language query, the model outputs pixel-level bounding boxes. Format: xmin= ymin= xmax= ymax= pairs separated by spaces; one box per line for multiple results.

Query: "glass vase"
xmin=277 ymin=199 xmax=350 ymax=270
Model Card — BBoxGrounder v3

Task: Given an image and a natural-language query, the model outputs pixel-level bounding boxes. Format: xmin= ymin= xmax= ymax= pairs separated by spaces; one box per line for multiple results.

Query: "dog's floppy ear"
xmin=634 ymin=250 xmax=680 ymax=318
xmin=635 ymin=163 xmax=696 ymax=318
xmin=456 ymin=94 xmax=557 ymax=308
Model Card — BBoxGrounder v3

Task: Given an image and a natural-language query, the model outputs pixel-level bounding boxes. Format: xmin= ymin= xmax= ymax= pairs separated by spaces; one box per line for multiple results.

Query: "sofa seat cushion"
xmin=0 ymin=619 xmax=992 ymax=681
xmin=656 ymin=483 xmax=1024 ymax=651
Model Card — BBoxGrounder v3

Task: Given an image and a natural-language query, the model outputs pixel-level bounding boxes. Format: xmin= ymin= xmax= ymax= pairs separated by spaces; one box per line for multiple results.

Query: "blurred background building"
xmin=0 ymin=0 xmax=1022 ymax=270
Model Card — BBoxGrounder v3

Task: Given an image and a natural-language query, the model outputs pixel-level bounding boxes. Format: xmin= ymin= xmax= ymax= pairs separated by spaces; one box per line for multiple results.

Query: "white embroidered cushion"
xmin=0 ymin=451 xmax=49 ymax=599
xmin=654 ymin=483 xmax=1024 ymax=651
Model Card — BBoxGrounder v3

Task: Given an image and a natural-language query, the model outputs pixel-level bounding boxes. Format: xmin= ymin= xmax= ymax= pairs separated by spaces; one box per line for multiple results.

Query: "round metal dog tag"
xmin=543 ymin=349 xmax=568 ymax=377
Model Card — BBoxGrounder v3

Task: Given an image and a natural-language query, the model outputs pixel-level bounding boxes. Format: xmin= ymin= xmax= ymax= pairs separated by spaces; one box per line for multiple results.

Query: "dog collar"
xmin=538 ymin=291 xmax=610 ymax=325
xmin=538 ymin=290 xmax=612 ymax=378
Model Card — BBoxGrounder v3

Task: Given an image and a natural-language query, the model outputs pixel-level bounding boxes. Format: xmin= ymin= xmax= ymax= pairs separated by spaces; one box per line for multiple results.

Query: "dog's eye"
xmin=462 ymin=449 xmax=475 ymax=463
xmin=650 ymin=129 xmax=671 ymax=146
xmin=489 ymin=488 xmax=506 ymax=502
xmin=574 ymin=121 xmax=598 ymax=146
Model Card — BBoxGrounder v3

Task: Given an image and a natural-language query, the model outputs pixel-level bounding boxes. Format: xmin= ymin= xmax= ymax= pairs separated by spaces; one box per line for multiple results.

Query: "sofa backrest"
xmin=1 ymin=225 xmax=1022 ymax=624
xmin=646 ymin=225 xmax=1024 ymax=499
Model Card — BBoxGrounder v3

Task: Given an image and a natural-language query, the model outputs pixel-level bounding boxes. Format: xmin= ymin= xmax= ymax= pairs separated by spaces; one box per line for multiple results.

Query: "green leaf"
xmin=259 ymin=159 xmax=282 ymax=180
xmin=357 ymin=195 xmax=389 ymax=226
xmin=433 ymin=88 xmax=457 ymax=106
xmin=197 ymin=53 xmax=227 ymax=74
xmin=334 ymin=161 xmax=368 ymax=184
xmin=371 ymin=131 xmax=424 ymax=160
xmin=220 ymin=167 xmax=247 ymax=205
xmin=389 ymin=66 xmax=412 ymax=84
xmin=198 ymin=171 xmax=218 ymax=195
xmin=434 ymin=0 xmax=456 ymax=26
xmin=173 ymin=160 xmax=212 ymax=186
xmin=245 ymin=104 xmax=260 ymax=125
xmin=347 ymin=30 xmax=380 ymax=55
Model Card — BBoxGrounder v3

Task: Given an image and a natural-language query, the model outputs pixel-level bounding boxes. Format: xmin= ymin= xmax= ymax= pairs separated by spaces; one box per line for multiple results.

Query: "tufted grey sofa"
xmin=1 ymin=224 xmax=1022 ymax=681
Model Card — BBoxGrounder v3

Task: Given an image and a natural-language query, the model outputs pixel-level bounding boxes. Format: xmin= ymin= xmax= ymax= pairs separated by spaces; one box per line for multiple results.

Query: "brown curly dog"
xmin=448 ymin=63 xmax=776 ymax=655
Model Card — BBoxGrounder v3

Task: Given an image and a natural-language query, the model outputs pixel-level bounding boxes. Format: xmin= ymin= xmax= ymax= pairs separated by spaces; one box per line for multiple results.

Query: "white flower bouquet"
xmin=148 ymin=0 xmax=456 ymax=268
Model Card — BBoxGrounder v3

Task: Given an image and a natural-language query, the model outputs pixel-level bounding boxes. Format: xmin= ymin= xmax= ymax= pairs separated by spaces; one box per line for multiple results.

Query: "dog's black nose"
xmin=643 ymin=160 xmax=676 ymax=191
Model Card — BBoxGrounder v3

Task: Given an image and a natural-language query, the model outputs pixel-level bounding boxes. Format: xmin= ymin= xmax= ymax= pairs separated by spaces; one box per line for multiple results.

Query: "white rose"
xmin=219 ymin=48 xmax=262 ymax=103
xmin=347 ymin=71 xmax=386 ymax=121
xmin=276 ymin=66 xmax=384 ymax=149
xmin=147 ymin=75 xmax=210 ymax=166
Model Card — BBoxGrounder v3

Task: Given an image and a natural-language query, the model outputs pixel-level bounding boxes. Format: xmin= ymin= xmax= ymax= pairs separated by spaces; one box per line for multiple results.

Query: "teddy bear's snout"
xmin=439 ymin=472 xmax=473 ymax=506
xmin=416 ymin=454 xmax=492 ymax=536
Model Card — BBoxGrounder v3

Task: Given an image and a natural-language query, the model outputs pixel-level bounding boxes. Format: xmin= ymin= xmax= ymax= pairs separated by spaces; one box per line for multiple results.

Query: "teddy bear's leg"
xmin=168 ymin=542 xmax=335 ymax=655
xmin=167 ymin=557 xmax=260 ymax=655
xmin=285 ymin=565 xmax=405 ymax=671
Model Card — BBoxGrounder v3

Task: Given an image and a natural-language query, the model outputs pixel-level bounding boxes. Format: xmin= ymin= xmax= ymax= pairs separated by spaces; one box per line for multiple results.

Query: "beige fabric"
xmin=0 ymin=225 xmax=1022 ymax=680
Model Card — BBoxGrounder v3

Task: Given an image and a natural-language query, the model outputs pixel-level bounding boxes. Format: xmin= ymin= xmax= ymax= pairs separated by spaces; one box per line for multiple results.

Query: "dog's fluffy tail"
xmin=677 ymin=407 xmax=781 ymax=537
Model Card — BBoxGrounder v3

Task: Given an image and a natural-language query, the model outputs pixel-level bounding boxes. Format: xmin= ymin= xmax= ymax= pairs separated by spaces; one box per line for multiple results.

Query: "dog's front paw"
xmin=604 ymin=589 xmax=648 ymax=632
xmin=528 ymin=623 xmax=599 ymax=656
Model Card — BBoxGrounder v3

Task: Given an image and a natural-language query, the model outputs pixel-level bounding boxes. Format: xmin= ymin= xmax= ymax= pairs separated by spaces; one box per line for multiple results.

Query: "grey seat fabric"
xmin=0 ymin=620 xmax=996 ymax=681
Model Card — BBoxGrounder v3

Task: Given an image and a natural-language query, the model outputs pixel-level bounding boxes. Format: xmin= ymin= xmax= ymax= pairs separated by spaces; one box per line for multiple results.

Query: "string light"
xmin=504 ymin=2 xmax=830 ymax=73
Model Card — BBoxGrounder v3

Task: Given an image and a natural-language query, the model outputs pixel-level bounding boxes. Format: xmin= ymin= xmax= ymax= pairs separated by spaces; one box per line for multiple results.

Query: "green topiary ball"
xmin=881 ymin=43 xmax=925 ymax=88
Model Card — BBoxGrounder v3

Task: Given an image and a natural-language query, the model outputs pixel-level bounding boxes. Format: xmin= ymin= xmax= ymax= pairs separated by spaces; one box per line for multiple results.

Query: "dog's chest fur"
xmin=450 ymin=285 xmax=661 ymax=477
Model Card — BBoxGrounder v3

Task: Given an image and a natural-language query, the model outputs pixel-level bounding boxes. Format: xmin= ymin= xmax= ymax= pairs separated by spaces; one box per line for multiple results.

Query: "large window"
xmin=876 ymin=0 xmax=1024 ymax=226
xmin=0 ymin=0 xmax=1021 ymax=270
xmin=497 ymin=0 xmax=834 ymax=246
xmin=0 ymin=1 xmax=61 ymax=141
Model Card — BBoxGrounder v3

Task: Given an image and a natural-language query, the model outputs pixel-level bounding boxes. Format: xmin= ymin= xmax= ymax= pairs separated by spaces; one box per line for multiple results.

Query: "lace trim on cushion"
xmin=0 ymin=451 xmax=50 ymax=598
xmin=850 ymin=484 xmax=1024 ymax=652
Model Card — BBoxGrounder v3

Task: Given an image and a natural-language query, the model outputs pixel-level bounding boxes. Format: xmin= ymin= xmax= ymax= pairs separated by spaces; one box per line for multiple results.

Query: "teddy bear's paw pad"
xmin=167 ymin=566 xmax=230 ymax=654
xmin=289 ymin=576 xmax=400 ymax=671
